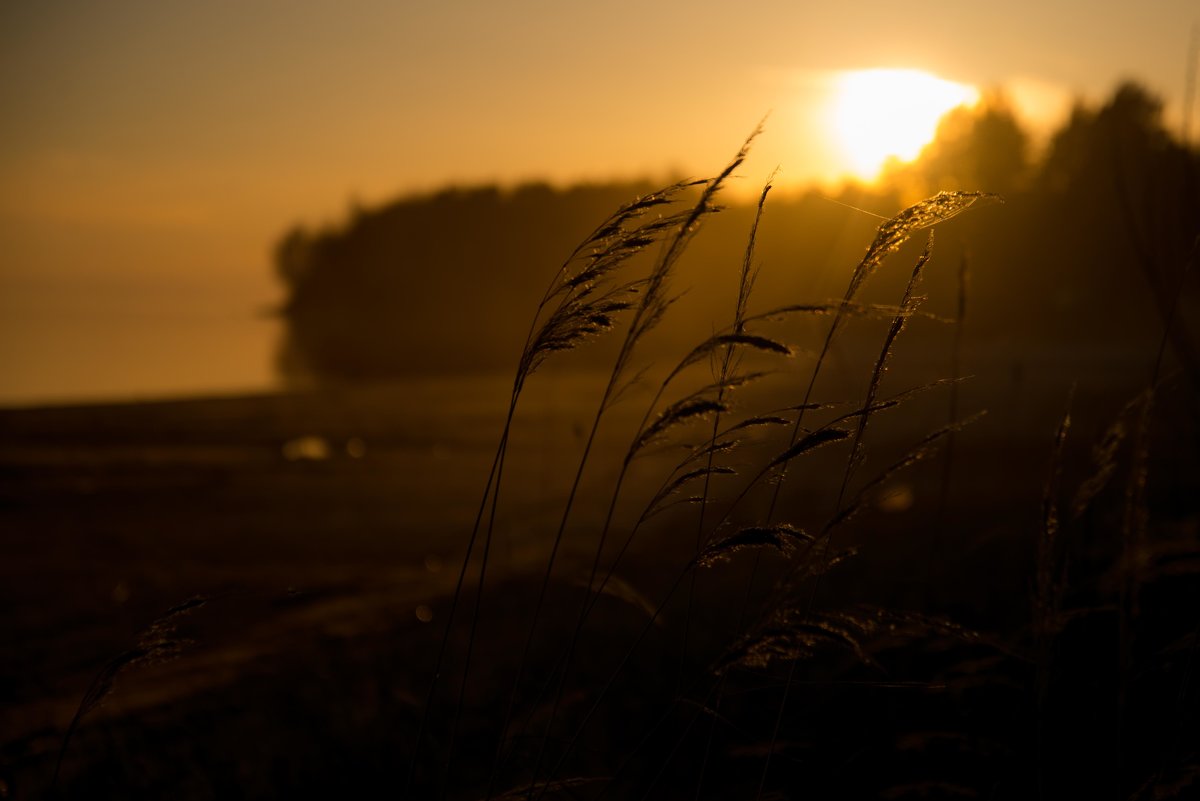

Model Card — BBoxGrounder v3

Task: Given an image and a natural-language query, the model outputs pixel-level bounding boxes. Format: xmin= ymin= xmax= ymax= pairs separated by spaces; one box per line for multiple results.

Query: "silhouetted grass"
xmin=30 ymin=99 xmax=1200 ymax=801
xmin=395 ymin=135 xmax=1199 ymax=799
xmin=399 ymin=133 xmax=1029 ymax=800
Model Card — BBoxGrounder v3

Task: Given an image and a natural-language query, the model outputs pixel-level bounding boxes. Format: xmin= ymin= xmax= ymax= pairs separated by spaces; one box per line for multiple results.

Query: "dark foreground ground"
xmin=2 ymin=350 xmax=1198 ymax=800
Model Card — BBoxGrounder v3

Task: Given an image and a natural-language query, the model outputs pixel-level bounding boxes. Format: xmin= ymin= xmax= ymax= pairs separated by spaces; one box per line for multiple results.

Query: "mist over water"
xmin=0 ymin=276 xmax=282 ymax=407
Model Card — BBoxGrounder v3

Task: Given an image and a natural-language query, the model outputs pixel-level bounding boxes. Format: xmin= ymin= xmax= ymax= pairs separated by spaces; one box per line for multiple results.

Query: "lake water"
xmin=0 ymin=301 xmax=284 ymax=408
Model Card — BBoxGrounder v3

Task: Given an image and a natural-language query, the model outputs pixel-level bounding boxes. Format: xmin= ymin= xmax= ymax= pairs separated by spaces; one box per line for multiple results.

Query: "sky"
xmin=1 ymin=0 xmax=1197 ymax=403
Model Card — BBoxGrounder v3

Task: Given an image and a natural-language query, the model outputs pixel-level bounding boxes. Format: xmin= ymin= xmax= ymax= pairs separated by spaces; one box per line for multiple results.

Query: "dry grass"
xmin=401 ymin=138 xmax=1023 ymax=800
xmin=21 ymin=111 xmax=1199 ymax=801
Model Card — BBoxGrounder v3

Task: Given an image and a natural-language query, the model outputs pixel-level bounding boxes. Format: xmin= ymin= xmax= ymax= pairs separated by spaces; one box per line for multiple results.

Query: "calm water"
xmin=0 ymin=294 xmax=283 ymax=408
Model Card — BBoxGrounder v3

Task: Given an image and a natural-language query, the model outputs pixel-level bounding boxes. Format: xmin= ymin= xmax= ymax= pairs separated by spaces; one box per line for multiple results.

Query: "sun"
xmin=829 ymin=69 xmax=980 ymax=180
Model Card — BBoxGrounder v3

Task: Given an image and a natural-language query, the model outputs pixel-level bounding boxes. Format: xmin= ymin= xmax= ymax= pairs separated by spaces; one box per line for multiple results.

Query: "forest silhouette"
xmin=276 ymin=81 xmax=1198 ymax=385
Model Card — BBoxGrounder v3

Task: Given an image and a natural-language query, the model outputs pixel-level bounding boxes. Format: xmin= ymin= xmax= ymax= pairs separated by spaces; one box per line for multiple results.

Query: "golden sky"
xmin=0 ymin=0 xmax=1197 ymax=401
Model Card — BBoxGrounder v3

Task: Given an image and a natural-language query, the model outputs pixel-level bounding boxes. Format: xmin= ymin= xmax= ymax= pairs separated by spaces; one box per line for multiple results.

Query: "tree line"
xmin=274 ymin=82 xmax=1198 ymax=384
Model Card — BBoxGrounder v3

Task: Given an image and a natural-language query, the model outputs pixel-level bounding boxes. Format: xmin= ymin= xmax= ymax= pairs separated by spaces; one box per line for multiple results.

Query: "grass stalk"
xmin=1034 ymin=387 xmax=1072 ymax=799
xmin=518 ymin=128 xmax=761 ymax=796
xmin=936 ymin=250 xmax=969 ymax=536
xmin=755 ymin=231 xmax=936 ymax=796
xmin=681 ymin=178 xmax=772 ymax=695
xmin=411 ymin=178 xmax=698 ymax=796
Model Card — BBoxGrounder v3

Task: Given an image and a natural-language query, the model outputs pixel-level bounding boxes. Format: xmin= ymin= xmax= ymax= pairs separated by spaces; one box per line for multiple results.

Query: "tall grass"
xmin=52 ymin=597 xmax=208 ymax=792
xmin=393 ymin=126 xmax=1200 ymax=800
xmin=407 ymin=175 xmax=704 ymax=795
xmin=43 ymin=128 xmax=1197 ymax=801
xmin=397 ymin=124 xmax=1017 ymax=799
xmin=29 ymin=84 xmax=1199 ymax=801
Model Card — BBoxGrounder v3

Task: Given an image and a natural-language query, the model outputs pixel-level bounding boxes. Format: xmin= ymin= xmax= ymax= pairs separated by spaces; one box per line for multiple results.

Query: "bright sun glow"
xmin=830 ymin=69 xmax=980 ymax=180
